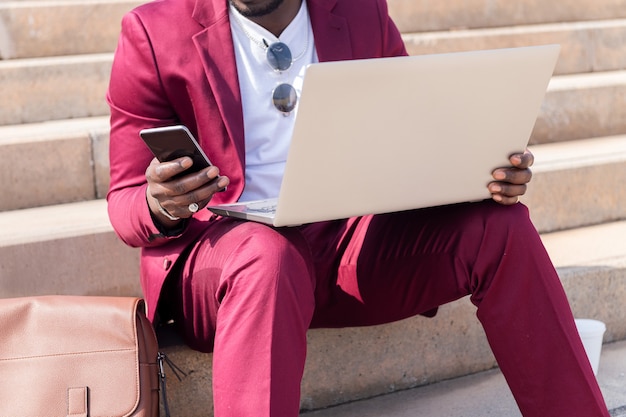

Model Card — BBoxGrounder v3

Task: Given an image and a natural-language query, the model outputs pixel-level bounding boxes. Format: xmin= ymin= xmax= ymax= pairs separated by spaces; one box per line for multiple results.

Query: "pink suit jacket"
xmin=107 ymin=0 xmax=408 ymax=320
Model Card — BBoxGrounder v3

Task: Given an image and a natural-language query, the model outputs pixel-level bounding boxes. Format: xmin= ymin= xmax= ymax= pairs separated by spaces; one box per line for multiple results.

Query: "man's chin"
xmin=229 ymin=0 xmax=285 ymax=18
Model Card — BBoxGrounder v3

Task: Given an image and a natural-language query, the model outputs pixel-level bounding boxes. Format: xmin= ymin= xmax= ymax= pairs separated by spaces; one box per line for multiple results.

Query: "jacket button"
xmin=163 ymin=258 xmax=172 ymax=270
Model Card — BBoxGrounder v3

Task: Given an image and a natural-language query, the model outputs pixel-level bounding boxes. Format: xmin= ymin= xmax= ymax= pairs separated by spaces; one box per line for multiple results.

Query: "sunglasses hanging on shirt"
xmin=264 ymin=40 xmax=298 ymax=114
xmin=231 ymin=9 xmax=309 ymax=116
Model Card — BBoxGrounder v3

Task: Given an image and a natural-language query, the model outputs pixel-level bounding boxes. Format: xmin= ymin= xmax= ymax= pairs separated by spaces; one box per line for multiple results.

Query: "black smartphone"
xmin=139 ymin=125 xmax=211 ymax=174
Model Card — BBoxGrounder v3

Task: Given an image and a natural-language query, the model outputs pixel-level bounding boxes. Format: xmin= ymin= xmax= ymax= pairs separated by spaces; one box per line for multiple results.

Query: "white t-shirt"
xmin=229 ymin=1 xmax=317 ymax=201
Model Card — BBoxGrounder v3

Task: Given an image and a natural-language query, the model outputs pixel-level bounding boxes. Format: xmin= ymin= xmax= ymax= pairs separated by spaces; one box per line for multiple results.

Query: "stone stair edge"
xmin=402 ymin=19 xmax=626 ymax=75
xmin=5 ymin=118 xmax=626 ymax=146
xmin=3 ymin=22 xmax=626 ymax=78
xmin=0 ymin=52 xmax=112 ymax=67
xmin=0 ymin=116 xmax=111 ymax=212
xmin=1 ymin=197 xmax=626 ymax=261
xmin=5 ymin=52 xmax=626 ymax=76
xmin=0 ymin=0 xmax=139 ymax=60
xmin=530 ymin=70 xmax=626 ymax=145
xmin=0 ymin=0 xmax=138 ymax=6
xmin=528 ymin=134 xmax=626 ymax=171
xmin=0 ymin=56 xmax=112 ymax=126
xmin=549 ymin=69 xmax=626 ymax=89
xmin=541 ymin=220 xmax=626 ymax=267
xmin=531 ymin=135 xmax=626 ymax=169
xmin=521 ymin=135 xmax=626 ymax=233
xmin=0 ymin=115 xmax=109 ymax=143
xmin=1 ymin=64 xmax=625 ymax=135
xmin=2 ymin=54 xmax=623 ymax=84
xmin=0 ymin=199 xmax=111 ymax=246
xmin=402 ymin=17 xmax=626 ymax=38
xmin=5 ymin=0 xmax=626 ymax=36
xmin=401 ymin=18 xmax=626 ymax=53
xmin=387 ymin=0 xmax=626 ymax=33
xmin=0 ymin=133 xmax=624 ymax=225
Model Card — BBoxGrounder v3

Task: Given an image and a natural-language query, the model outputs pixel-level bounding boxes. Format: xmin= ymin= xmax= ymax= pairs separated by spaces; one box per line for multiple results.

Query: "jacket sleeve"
xmin=106 ymin=10 xmax=182 ymax=248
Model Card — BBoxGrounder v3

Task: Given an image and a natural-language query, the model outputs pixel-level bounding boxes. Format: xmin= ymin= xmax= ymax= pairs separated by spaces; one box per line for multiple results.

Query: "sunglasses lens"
xmin=272 ymin=83 xmax=298 ymax=113
xmin=266 ymin=42 xmax=293 ymax=71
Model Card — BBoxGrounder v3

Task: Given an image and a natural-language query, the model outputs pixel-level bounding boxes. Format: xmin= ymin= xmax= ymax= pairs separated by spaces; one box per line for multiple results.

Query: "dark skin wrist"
xmin=147 ymin=190 xmax=185 ymax=228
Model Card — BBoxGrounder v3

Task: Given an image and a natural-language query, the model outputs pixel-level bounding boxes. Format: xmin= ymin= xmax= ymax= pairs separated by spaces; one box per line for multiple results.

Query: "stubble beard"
xmin=229 ymin=0 xmax=285 ymax=18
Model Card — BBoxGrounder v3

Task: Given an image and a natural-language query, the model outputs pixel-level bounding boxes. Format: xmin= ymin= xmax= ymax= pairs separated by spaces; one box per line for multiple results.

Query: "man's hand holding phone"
xmin=140 ymin=125 xmax=229 ymax=225
xmin=145 ymin=156 xmax=229 ymax=224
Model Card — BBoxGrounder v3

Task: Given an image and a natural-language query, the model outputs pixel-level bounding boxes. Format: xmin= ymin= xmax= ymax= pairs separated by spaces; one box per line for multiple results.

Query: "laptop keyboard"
xmin=246 ymin=201 xmax=278 ymax=214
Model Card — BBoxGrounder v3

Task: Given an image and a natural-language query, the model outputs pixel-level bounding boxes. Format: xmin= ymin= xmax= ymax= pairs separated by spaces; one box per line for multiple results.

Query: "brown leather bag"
xmin=0 ymin=296 xmax=160 ymax=417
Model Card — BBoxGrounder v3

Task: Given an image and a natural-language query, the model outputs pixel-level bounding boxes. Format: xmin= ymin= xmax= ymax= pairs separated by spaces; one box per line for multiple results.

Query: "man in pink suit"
xmin=107 ymin=0 xmax=610 ymax=415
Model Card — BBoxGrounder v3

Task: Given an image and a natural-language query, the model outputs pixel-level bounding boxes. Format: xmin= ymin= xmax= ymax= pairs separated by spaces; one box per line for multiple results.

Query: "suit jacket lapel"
xmin=191 ymin=0 xmax=246 ymax=167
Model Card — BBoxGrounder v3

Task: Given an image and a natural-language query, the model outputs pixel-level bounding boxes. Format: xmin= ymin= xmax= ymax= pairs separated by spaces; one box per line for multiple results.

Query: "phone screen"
xmin=139 ymin=125 xmax=211 ymax=174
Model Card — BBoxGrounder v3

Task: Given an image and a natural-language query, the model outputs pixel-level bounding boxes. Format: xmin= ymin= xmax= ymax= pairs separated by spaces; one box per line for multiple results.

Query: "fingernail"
xmin=217 ymin=177 xmax=229 ymax=189
xmin=208 ymin=166 xmax=219 ymax=178
xmin=181 ymin=157 xmax=193 ymax=168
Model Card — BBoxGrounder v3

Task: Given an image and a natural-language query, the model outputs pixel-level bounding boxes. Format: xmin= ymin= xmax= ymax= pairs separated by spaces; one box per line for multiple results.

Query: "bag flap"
xmin=0 ymin=296 xmax=146 ymax=417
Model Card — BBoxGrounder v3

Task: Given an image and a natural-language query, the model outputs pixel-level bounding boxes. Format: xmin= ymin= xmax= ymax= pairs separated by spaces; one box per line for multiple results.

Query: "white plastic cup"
xmin=574 ymin=319 xmax=606 ymax=375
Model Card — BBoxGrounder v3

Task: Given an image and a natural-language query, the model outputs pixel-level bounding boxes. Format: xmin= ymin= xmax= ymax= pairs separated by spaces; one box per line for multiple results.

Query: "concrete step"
xmin=0 ymin=116 xmax=110 ymax=211
xmin=0 ymin=54 xmax=111 ymax=125
xmin=5 ymin=0 xmax=622 ymax=58
xmin=402 ymin=19 xmax=626 ymax=75
xmin=0 ymin=0 xmax=142 ymax=59
xmin=0 ymin=198 xmax=623 ymax=318
xmin=0 ymin=153 xmax=626 ymax=296
xmin=532 ymin=70 xmax=626 ymax=145
xmin=387 ymin=0 xmax=626 ymax=33
xmin=3 ymin=50 xmax=625 ymax=140
xmin=523 ymin=135 xmax=626 ymax=233
xmin=1 ymin=0 xmax=623 ymax=60
xmin=537 ymin=221 xmax=626 ymax=335
xmin=302 ymin=339 xmax=626 ymax=417
xmin=156 ymin=219 xmax=626 ymax=415
xmin=0 ymin=199 xmax=141 ymax=298
xmin=1 ymin=1 xmax=625 ymax=76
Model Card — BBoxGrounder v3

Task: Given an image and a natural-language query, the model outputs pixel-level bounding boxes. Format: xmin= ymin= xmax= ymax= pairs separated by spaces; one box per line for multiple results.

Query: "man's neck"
xmin=249 ymin=0 xmax=302 ymax=37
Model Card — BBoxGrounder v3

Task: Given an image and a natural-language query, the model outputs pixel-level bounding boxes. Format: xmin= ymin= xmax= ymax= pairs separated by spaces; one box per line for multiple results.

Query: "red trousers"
xmin=164 ymin=201 xmax=609 ymax=416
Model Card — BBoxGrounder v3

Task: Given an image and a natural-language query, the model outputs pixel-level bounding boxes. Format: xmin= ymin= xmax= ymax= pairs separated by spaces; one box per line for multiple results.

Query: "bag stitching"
xmin=0 ymin=347 xmax=137 ymax=362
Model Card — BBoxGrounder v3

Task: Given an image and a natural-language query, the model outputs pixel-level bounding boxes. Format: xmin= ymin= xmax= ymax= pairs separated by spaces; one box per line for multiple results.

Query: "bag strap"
xmin=67 ymin=387 xmax=88 ymax=417
xmin=158 ymin=352 xmax=188 ymax=417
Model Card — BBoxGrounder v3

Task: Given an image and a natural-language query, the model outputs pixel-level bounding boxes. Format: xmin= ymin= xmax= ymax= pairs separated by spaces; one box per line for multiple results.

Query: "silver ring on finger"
xmin=188 ymin=202 xmax=199 ymax=213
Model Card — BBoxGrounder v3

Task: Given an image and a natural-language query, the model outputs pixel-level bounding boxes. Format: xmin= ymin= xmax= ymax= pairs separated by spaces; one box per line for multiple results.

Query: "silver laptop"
xmin=207 ymin=44 xmax=560 ymax=227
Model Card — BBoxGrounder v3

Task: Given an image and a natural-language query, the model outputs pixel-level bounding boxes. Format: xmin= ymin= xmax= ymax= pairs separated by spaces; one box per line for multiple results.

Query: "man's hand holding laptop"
xmin=488 ymin=148 xmax=534 ymax=205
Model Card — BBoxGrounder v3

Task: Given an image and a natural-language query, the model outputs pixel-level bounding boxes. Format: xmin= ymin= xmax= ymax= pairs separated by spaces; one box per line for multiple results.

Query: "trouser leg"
xmin=172 ymin=220 xmax=316 ymax=417
xmin=165 ymin=200 xmax=609 ymax=417
xmin=310 ymin=201 xmax=609 ymax=416
xmin=469 ymin=205 xmax=609 ymax=416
